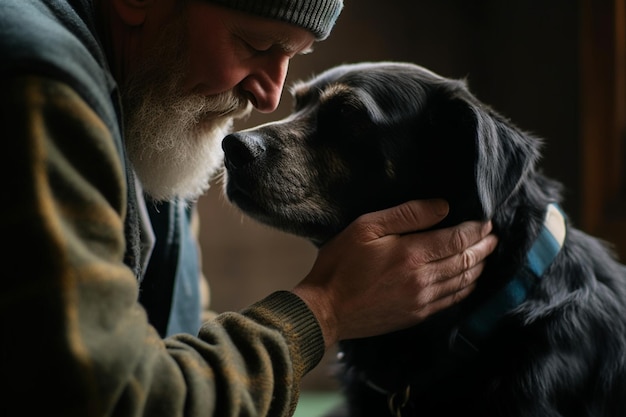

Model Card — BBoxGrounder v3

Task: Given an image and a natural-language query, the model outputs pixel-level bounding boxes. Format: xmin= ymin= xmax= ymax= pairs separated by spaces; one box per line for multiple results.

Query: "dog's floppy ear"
xmin=422 ymin=86 xmax=540 ymax=222
xmin=470 ymin=102 xmax=541 ymax=217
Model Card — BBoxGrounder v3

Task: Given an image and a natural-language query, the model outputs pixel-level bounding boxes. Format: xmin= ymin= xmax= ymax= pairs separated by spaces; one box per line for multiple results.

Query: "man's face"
xmin=118 ymin=2 xmax=315 ymax=202
xmin=121 ymin=7 xmax=251 ymax=202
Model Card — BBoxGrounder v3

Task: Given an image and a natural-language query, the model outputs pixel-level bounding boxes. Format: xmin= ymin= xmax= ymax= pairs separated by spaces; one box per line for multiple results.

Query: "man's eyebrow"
xmin=296 ymin=45 xmax=315 ymax=55
xmin=277 ymin=39 xmax=315 ymax=56
xmin=266 ymin=31 xmax=316 ymax=56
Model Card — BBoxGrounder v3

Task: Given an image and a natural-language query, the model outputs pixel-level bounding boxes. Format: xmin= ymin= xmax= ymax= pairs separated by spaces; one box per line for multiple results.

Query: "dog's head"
xmin=223 ymin=62 xmax=540 ymax=245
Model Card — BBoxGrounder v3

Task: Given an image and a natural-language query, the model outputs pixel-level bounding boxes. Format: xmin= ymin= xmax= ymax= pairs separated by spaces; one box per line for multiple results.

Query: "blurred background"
xmin=197 ymin=0 xmax=626 ymax=396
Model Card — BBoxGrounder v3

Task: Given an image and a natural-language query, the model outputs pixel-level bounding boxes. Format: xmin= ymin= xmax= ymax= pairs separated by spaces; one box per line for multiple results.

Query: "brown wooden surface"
xmin=580 ymin=0 xmax=626 ymax=261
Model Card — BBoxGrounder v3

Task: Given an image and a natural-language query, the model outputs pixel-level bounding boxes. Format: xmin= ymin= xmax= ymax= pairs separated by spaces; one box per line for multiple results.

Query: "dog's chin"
xmin=225 ymin=182 xmax=342 ymax=247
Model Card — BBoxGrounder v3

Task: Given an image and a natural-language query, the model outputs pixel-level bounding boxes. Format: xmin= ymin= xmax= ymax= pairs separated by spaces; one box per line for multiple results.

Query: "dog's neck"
xmin=450 ymin=203 xmax=567 ymax=355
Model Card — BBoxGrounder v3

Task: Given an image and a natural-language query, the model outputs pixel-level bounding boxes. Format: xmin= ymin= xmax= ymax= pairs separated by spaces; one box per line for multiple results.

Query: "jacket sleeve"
xmin=0 ymin=76 xmax=325 ymax=417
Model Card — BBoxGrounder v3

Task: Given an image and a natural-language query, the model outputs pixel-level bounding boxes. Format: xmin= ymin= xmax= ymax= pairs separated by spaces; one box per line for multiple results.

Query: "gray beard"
xmin=124 ymin=86 xmax=251 ymax=202
xmin=120 ymin=12 xmax=251 ymax=202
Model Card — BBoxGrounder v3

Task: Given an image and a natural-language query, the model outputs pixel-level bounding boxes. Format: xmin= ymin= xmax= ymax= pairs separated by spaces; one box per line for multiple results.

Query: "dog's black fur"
xmin=222 ymin=62 xmax=626 ymax=417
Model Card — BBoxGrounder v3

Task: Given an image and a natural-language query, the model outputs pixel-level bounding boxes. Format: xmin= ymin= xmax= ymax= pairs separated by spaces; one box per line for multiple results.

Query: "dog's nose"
xmin=222 ymin=132 xmax=266 ymax=170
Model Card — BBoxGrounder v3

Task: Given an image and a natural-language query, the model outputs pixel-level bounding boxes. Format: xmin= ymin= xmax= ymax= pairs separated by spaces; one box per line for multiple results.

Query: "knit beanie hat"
xmin=205 ymin=0 xmax=343 ymax=40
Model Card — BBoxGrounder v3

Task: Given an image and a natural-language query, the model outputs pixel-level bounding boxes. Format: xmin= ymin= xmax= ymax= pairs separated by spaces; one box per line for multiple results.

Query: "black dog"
xmin=222 ymin=62 xmax=626 ymax=417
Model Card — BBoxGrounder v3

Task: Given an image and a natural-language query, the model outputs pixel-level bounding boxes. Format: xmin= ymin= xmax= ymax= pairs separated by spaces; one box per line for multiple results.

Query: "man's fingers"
xmin=436 ymin=262 xmax=484 ymax=298
xmin=429 ymin=232 xmax=498 ymax=284
xmin=402 ymin=220 xmax=494 ymax=265
xmin=412 ymin=260 xmax=485 ymax=319
xmin=405 ymin=227 xmax=498 ymax=325
xmin=354 ymin=199 xmax=450 ymax=239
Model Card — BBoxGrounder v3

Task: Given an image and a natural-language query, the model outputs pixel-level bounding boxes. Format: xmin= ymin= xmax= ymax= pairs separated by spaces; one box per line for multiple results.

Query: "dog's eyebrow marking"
xmin=318 ymin=84 xmax=387 ymax=124
xmin=290 ymin=81 xmax=320 ymax=109
xmin=290 ymin=80 xmax=309 ymax=97
xmin=319 ymin=83 xmax=351 ymax=103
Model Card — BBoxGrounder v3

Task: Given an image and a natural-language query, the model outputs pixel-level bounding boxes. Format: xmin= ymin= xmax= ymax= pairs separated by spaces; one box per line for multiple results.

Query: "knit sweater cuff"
xmin=242 ymin=291 xmax=326 ymax=376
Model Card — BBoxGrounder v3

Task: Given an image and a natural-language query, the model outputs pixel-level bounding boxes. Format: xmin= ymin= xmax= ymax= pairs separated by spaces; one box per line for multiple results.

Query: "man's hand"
xmin=292 ymin=199 xmax=498 ymax=348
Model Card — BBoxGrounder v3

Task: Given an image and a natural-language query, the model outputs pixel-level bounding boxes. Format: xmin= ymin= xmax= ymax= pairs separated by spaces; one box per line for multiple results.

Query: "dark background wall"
xmin=197 ymin=0 xmax=582 ymax=389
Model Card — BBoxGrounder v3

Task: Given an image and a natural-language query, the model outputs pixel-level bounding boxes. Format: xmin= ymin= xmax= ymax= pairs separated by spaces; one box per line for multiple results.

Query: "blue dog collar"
xmin=451 ymin=203 xmax=566 ymax=354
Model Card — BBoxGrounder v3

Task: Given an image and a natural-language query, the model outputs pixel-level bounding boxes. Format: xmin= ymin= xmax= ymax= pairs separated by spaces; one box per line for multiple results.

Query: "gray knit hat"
xmin=205 ymin=0 xmax=343 ymax=40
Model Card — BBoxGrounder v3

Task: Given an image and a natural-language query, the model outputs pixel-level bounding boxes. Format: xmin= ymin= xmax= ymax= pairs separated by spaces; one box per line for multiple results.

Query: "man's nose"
xmin=240 ymin=57 xmax=289 ymax=113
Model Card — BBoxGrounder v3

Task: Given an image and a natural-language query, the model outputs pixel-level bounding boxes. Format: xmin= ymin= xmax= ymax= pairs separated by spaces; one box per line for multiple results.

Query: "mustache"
xmin=196 ymin=90 xmax=253 ymax=121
